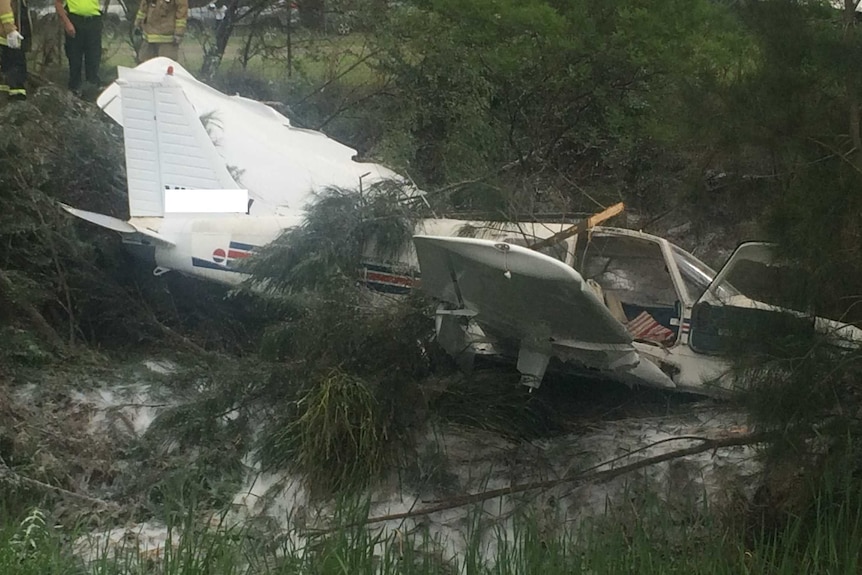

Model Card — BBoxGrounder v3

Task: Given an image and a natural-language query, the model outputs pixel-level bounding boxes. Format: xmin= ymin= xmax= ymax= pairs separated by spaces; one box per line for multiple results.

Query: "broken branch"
xmin=0 ymin=456 xmax=115 ymax=509
xmin=528 ymin=202 xmax=625 ymax=251
xmin=308 ymin=431 xmax=769 ymax=534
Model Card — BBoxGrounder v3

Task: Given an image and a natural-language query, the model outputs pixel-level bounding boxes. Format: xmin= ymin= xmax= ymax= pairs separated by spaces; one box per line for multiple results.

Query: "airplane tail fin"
xmin=115 ymin=66 xmax=245 ymax=218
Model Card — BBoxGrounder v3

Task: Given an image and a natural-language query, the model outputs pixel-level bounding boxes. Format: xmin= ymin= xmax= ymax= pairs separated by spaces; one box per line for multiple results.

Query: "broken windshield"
xmin=672 ymin=246 xmax=740 ymax=303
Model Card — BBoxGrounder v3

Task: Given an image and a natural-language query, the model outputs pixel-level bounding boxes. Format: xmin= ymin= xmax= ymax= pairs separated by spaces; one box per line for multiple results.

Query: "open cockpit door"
xmin=688 ymin=242 xmax=814 ymax=354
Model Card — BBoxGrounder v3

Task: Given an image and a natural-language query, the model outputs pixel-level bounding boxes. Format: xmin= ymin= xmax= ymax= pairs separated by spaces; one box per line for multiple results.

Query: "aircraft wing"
xmin=414 ymin=235 xmax=665 ymax=383
xmin=97 ymin=58 xmax=405 ymax=215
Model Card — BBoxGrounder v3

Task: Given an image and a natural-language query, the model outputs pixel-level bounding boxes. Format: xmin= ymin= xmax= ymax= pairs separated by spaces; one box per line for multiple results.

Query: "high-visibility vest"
xmin=65 ymin=0 xmax=100 ymax=17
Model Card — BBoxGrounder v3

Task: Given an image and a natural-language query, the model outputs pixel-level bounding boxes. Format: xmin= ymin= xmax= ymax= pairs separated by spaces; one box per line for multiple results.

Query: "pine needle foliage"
xmin=256 ymin=293 xmax=435 ymax=497
xmin=234 ymin=183 xmax=439 ymax=496
xmin=242 ymin=182 xmax=427 ymax=295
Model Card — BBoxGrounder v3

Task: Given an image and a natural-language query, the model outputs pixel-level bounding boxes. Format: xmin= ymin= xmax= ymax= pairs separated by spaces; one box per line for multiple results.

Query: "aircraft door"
xmin=688 ymin=242 xmax=814 ymax=354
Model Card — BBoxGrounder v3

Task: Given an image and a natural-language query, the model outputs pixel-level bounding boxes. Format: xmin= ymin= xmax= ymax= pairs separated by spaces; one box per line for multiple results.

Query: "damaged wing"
xmin=414 ymin=235 xmax=675 ymax=389
xmin=97 ymin=58 xmax=406 ymax=215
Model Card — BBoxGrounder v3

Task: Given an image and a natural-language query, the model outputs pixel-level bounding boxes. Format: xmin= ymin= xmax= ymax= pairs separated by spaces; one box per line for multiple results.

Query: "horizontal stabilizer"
xmin=61 ymin=203 xmax=176 ymax=247
xmin=132 ymin=226 xmax=176 ymax=246
xmin=60 ymin=204 xmax=136 ymax=233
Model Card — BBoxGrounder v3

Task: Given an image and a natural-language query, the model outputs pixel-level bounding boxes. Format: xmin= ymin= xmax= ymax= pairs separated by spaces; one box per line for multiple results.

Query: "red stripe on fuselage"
xmin=365 ymin=271 xmax=417 ymax=287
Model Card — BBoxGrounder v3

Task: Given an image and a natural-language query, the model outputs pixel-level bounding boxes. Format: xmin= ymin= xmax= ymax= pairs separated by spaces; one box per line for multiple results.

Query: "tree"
xmin=359 ymin=0 xmax=728 ymax=213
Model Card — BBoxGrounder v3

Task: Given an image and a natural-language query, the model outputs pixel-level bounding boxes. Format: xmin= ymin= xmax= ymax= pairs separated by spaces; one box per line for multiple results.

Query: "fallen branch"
xmin=0 ymin=457 xmax=115 ymax=510
xmin=133 ymin=284 xmax=209 ymax=356
xmin=528 ymin=202 xmax=625 ymax=252
xmin=309 ymin=431 xmax=769 ymax=534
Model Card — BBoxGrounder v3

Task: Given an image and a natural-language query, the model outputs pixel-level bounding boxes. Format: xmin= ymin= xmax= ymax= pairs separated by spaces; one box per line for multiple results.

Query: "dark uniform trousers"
xmin=65 ymin=12 xmax=101 ymax=91
xmin=0 ymin=43 xmax=26 ymax=97
xmin=0 ymin=0 xmax=30 ymax=99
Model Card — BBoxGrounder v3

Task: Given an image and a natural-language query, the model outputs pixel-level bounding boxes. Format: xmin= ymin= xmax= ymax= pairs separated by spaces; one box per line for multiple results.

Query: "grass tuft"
xmin=260 ymin=368 xmax=395 ymax=497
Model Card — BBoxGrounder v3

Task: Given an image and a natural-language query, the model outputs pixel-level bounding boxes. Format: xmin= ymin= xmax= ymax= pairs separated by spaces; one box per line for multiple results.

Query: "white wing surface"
xmin=414 ymin=235 xmax=672 ymax=384
xmin=97 ymin=58 xmax=404 ymax=215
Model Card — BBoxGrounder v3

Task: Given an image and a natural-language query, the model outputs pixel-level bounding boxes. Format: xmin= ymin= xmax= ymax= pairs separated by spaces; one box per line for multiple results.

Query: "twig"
xmin=307 ymin=431 xmax=770 ymax=534
xmin=0 ymin=457 xmax=115 ymax=509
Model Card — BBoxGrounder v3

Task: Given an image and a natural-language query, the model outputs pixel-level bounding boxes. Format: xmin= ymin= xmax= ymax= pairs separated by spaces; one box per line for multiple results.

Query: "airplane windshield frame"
xmin=671 ymin=246 xmax=740 ymax=303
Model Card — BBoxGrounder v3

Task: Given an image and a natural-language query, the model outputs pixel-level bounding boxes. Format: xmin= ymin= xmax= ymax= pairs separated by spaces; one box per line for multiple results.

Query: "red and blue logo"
xmin=192 ymin=241 xmax=258 ymax=273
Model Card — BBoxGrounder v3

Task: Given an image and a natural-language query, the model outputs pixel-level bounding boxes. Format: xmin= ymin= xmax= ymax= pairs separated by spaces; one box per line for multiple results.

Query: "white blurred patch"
xmin=164 ymin=189 xmax=249 ymax=214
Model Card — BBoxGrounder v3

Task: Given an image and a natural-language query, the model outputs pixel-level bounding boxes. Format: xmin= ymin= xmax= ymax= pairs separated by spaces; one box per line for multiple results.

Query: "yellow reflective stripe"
xmin=0 ymin=85 xmax=9 ymax=92
xmin=0 ymin=13 xmax=14 ymax=23
xmin=144 ymin=33 xmax=174 ymax=42
xmin=135 ymin=10 xmax=144 ymax=19
xmin=175 ymin=18 xmax=186 ymax=25
xmin=8 ymin=88 xmax=25 ymax=95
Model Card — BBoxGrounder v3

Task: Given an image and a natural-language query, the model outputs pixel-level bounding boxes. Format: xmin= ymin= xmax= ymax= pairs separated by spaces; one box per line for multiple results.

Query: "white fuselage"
xmin=129 ymin=214 xmax=584 ymax=288
xmin=129 ymin=214 xmax=743 ymax=394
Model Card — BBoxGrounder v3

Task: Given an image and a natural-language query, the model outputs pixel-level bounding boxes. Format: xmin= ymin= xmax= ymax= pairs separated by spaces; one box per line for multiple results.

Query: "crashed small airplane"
xmin=64 ymin=59 xmax=861 ymax=397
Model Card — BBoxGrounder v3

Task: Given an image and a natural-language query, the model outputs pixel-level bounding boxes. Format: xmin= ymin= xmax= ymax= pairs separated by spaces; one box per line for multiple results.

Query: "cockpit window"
xmin=576 ymin=234 xmax=680 ymax=344
xmin=672 ymin=246 xmax=740 ymax=303
xmin=579 ymin=235 xmax=678 ymax=307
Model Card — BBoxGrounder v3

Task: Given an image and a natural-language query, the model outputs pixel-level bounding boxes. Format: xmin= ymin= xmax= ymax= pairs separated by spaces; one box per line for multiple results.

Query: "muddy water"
xmin=29 ymin=360 xmax=758 ymax=561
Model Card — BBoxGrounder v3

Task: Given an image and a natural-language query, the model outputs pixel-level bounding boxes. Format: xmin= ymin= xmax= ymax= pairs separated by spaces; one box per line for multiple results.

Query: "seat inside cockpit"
xmin=576 ymin=234 xmax=680 ymax=344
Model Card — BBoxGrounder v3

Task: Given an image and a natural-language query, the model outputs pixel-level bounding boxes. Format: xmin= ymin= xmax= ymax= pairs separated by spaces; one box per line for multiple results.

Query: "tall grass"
xmin=4 ymin=478 xmax=862 ymax=575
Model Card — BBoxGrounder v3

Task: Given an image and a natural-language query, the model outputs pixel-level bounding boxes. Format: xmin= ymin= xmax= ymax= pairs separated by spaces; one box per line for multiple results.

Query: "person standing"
xmin=134 ymin=0 xmax=187 ymax=62
xmin=55 ymin=0 xmax=102 ymax=96
xmin=0 ymin=0 xmax=30 ymax=101
xmin=214 ymin=2 xmax=225 ymax=31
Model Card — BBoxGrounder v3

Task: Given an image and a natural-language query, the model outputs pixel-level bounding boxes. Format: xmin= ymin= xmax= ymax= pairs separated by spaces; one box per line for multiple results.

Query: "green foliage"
xmin=742 ymin=335 xmax=862 ymax=453
xmin=5 ymin=484 xmax=862 ymax=574
xmin=262 ymin=368 xmax=396 ymax=496
xmin=255 ymin=295 xmax=434 ymax=497
xmin=244 ymin=184 xmax=426 ymax=295
xmin=429 ymin=371 xmax=565 ymax=440
xmin=0 ymin=89 xmax=124 ymax=359
xmin=360 ymin=0 xmax=727 ymax=210
xmin=0 ymin=508 xmax=75 ymax=575
xmin=0 ymin=326 xmax=54 ymax=366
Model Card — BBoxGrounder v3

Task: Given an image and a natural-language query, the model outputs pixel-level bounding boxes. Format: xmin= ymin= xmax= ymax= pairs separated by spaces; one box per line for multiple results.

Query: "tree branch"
xmin=308 ymin=431 xmax=770 ymax=534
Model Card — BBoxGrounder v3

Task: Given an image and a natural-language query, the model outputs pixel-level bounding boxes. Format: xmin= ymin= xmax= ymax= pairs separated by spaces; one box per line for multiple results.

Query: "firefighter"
xmin=0 ymin=0 xmax=30 ymax=101
xmin=134 ymin=0 xmax=187 ymax=62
